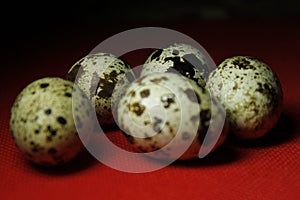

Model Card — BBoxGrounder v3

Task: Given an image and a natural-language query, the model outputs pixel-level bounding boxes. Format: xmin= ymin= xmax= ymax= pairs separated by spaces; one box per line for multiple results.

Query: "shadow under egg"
xmin=29 ymin=148 xmax=98 ymax=176
xmin=227 ymin=111 xmax=298 ymax=148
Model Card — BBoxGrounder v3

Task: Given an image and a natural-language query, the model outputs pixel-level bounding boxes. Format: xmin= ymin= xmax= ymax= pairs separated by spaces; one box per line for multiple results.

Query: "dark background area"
xmin=3 ymin=0 xmax=300 ymax=27
xmin=2 ymin=0 xmax=300 ymax=40
xmin=1 ymin=0 xmax=300 ymax=71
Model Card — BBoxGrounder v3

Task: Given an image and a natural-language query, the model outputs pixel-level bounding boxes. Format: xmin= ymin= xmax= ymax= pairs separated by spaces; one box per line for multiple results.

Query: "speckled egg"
xmin=67 ymin=53 xmax=135 ymax=126
xmin=117 ymin=72 xmax=228 ymax=160
xmin=207 ymin=56 xmax=283 ymax=139
xmin=141 ymin=43 xmax=214 ymax=87
xmin=10 ymin=77 xmax=93 ymax=166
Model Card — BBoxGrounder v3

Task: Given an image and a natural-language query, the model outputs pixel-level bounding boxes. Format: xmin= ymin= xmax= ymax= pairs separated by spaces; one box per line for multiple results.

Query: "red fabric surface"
xmin=1 ymin=20 xmax=299 ymax=200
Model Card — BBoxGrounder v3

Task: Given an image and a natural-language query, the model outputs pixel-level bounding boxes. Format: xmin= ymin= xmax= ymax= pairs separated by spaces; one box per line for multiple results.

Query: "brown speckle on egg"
xmin=140 ymin=89 xmax=150 ymax=98
xmin=130 ymin=102 xmax=145 ymax=116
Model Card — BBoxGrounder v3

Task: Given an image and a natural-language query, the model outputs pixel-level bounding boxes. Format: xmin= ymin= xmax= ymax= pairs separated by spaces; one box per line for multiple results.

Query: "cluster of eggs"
xmin=10 ymin=43 xmax=283 ymax=166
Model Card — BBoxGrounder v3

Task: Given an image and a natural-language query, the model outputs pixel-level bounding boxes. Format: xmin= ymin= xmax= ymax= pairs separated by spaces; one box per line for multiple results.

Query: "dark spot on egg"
xmin=165 ymin=56 xmax=197 ymax=81
xmin=150 ymin=49 xmax=163 ymax=61
xmin=90 ymin=72 xmax=100 ymax=99
xmin=140 ymin=89 xmax=150 ymax=98
xmin=184 ymin=89 xmax=201 ymax=103
xmin=211 ymin=70 xmax=216 ymax=77
xmin=47 ymin=125 xmax=57 ymax=136
xmin=161 ymin=93 xmax=175 ymax=108
xmin=256 ymin=82 xmax=263 ymax=93
xmin=196 ymin=109 xmax=211 ymax=143
xmin=233 ymin=82 xmax=238 ymax=90
xmin=97 ymin=70 xmax=119 ymax=98
xmin=150 ymin=76 xmax=169 ymax=84
xmin=40 ymin=83 xmax=49 ymax=88
xmin=174 ymin=108 xmax=180 ymax=112
xmin=129 ymin=102 xmax=145 ymax=116
xmin=129 ymin=91 xmax=136 ymax=97
xmin=172 ymin=49 xmax=179 ymax=55
xmin=232 ymin=57 xmax=257 ymax=71
xmin=183 ymin=54 xmax=210 ymax=78
xmin=153 ymin=117 xmax=163 ymax=132
xmin=200 ymin=110 xmax=211 ymax=129
xmin=65 ymin=92 xmax=72 ymax=97
xmin=218 ymin=82 xmax=223 ymax=90
xmin=75 ymin=115 xmax=83 ymax=129
xmin=45 ymin=109 xmax=52 ymax=115
xmin=20 ymin=118 xmax=27 ymax=123
xmin=57 ymin=116 xmax=67 ymax=125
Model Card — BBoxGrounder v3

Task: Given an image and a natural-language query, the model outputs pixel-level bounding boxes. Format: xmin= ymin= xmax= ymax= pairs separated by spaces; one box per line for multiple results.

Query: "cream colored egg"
xmin=67 ymin=53 xmax=135 ymax=126
xmin=10 ymin=77 xmax=93 ymax=166
xmin=207 ymin=56 xmax=283 ymax=139
xmin=117 ymin=72 xmax=228 ymax=160
xmin=141 ymin=43 xmax=213 ymax=87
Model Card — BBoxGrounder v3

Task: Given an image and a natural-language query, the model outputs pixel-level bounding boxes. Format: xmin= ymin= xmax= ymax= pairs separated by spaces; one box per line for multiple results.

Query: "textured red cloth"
xmin=1 ymin=21 xmax=299 ymax=200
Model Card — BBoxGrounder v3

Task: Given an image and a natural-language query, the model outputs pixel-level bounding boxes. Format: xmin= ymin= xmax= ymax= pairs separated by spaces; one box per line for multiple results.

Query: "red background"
xmin=1 ymin=20 xmax=299 ymax=199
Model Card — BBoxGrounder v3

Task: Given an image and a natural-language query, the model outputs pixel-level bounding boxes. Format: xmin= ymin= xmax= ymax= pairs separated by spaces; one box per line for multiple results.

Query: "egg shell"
xmin=141 ymin=43 xmax=214 ymax=87
xmin=207 ymin=56 xmax=283 ymax=139
xmin=10 ymin=77 xmax=93 ymax=166
xmin=117 ymin=72 xmax=228 ymax=161
xmin=67 ymin=53 xmax=135 ymax=126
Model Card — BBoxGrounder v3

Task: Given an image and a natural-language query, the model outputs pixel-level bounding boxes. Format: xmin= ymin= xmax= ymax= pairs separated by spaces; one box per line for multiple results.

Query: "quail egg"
xmin=67 ymin=53 xmax=135 ymax=126
xmin=207 ymin=56 xmax=283 ymax=139
xmin=10 ymin=77 xmax=93 ymax=166
xmin=117 ymin=72 xmax=228 ymax=160
xmin=141 ymin=43 xmax=214 ymax=87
